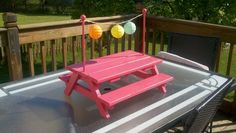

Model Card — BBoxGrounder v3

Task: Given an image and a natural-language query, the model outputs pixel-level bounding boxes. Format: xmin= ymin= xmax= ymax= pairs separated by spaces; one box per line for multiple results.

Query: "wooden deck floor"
xmin=211 ymin=112 xmax=236 ymax=133
xmin=166 ymin=111 xmax=236 ymax=133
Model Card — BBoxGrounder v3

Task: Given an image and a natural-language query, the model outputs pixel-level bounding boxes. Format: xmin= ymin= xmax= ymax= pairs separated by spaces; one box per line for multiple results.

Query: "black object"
xmin=183 ymin=78 xmax=234 ymax=133
xmin=168 ymin=33 xmax=220 ymax=70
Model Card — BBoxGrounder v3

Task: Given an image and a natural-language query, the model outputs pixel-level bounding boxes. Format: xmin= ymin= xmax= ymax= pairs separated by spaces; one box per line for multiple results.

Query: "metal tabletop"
xmin=0 ymin=60 xmax=233 ymax=133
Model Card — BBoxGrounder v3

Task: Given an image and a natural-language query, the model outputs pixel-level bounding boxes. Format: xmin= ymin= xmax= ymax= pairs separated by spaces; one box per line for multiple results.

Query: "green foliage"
xmin=71 ymin=0 xmax=136 ymax=18
xmin=0 ymin=0 xmax=73 ymax=14
xmin=0 ymin=0 xmax=20 ymax=11
xmin=145 ymin=0 xmax=236 ymax=26
xmin=46 ymin=0 xmax=73 ymax=14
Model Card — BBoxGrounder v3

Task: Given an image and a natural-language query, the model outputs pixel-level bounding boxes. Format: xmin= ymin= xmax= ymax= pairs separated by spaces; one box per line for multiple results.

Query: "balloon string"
xmin=85 ymin=14 xmax=143 ymax=25
xmin=119 ymin=14 xmax=143 ymax=24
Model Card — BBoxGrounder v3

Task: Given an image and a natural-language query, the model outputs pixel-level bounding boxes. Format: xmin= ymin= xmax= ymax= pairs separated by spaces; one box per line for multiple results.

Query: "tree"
xmin=46 ymin=0 xmax=73 ymax=14
xmin=71 ymin=0 xmax=135 ymax=18
xmin=0 ymin=0 xmax=30 ymax=12
xmin=0 ymin=0 xmax=17 ymax=11
xmin=145 ymin=0 xmax=236 ymax=26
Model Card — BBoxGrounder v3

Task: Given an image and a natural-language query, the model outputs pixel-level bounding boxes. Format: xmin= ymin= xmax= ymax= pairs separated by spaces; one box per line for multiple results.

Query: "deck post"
xmin=3 ymin=12 xmax=23 ymax=80
xmin=142 ymin=8 xmax=147 ymax=54
xmin=135 ymin=1 xmax=145 ymax=52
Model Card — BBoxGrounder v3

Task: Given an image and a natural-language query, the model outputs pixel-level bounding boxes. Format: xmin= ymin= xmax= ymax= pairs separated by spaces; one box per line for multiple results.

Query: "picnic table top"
xmin=67 ymin=50 xmax=162 ymax=83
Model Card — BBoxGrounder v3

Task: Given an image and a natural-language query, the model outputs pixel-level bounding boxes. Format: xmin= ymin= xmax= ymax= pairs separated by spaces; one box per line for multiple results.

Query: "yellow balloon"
xmin=111 ymin=24 xmax=124 ymax=39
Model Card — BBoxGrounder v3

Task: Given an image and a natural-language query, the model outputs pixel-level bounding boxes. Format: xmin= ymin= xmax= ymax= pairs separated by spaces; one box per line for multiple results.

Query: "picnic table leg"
xmin=160 ymin=84 xmax=167 ymax=93
xmin=95 ymin=100 xmax=110 ymax=119
xmin=132 ymin=66 xmax=159 ymax=79
xmin=150 ymin=66 xmax=167 ymax=93
xmin=64 ymin=73 xmax=80 ymax=96
xmin=88 ymin=82 xmax=110 ymax=119
xmin=150 ymin=65 xmax=159 ymax=75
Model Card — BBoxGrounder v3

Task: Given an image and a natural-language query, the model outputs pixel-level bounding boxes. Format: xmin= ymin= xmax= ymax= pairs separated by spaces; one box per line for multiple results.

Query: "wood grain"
xmin=40 ymin=41 xmax=47 ymax=74
xmin=147 ymin=16 xmax=236 ymax=44
xmin=28 ymin=43 xmax=35 ymax=76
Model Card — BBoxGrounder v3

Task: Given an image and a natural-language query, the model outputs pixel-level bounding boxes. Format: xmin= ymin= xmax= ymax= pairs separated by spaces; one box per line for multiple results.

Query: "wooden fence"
xmin=0 ymin=13 xmax=235 ymax=114
xmin=146 ymin=16 xmax=236 ymax=75
xmin=0 ymin=13 xmax=142 ymax=80
xmin=0 ymin=28 xmax=7 ymax=65
xmin=0 ymin=13 xmax=235 ymax=80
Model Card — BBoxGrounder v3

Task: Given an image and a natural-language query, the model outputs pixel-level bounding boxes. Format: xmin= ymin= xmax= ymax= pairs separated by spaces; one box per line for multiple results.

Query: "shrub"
xmin=71 ymin=0 xmax=136 ymax=19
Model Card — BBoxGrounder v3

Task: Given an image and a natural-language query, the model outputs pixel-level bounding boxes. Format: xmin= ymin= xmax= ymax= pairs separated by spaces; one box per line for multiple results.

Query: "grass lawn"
xmin=0 ymin=12 xmax=71 ymax=27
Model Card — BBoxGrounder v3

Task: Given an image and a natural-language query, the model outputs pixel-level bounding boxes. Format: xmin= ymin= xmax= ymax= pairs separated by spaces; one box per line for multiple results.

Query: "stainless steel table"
xmin=0 ymin=60 xmax=233 ymax=133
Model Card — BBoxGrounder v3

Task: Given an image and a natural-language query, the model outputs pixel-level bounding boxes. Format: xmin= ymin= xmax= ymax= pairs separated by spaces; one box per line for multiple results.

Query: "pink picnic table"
xmin=59 ymin=50 xmax=173 ymax=119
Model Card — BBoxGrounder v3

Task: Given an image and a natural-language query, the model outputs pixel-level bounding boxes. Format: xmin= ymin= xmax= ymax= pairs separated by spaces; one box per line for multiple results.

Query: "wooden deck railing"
xmin=145 ymin=16 xmax=236 ymax=75
xmin=0 ymin=13 xmax=141 ymax=80
xmin=0 ymin=13 xmax=235 ymax=81
xmin=0 ymin=13 xmax=235 ymax=113
xmin=17 ymin=14 xmax=140 ymax=77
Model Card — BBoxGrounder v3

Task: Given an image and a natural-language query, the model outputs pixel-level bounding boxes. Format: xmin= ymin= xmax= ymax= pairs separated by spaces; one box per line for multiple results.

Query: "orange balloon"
xmin=89 ymin=25 xmax=103 ymax=39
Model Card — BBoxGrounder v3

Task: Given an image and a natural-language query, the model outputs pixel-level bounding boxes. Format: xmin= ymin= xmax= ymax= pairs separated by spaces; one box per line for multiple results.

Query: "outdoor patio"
xmin=212 ymin=112 xmax=236 ymax=133
xmin=0 ymin=8 xmax=236 ymax=132
xmin=166 ymin=111 xmax=236 ymax=133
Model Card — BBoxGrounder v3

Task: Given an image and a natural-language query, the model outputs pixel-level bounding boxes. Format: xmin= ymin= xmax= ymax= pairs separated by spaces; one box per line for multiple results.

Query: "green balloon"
xmin=124 ymin=21 xmax=136 ymax=34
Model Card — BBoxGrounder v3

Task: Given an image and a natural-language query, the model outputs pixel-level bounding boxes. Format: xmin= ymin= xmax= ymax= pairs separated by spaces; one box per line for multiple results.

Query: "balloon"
xmin=111 ymin=24 xmax=124 ymax=39
xmin=124 ymin=21 xmax=136 ymax=34
xmin=89 ymin=25 xmax=103 ymax=39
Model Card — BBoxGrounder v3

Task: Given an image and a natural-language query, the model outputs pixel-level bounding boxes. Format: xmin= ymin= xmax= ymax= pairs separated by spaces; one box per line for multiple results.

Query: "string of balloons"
xmin=79 ymin=9 xmax=147 ymax=71
xmin=86 ymin=14 xmax=143 ymax=39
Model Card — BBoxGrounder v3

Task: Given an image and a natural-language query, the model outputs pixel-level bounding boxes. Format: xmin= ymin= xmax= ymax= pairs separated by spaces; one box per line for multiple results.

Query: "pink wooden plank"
xmin=67 ymin=50 xmax=139 ymax=71
xmin=88 ymin=56 xmax=158 ymax=75
xmin=70 ymin=55 xmax=152 ymax=74
xmin=90 ymin=57 xmax=161 ymax=83
xmin=64 ymin=73 xmax=80 ymax=96
xmin=74 ymin=84 xmax=95 ymax=101
xmin=59 ymin=73 xmax=72 ymax=83
xmin=100 ymin=73 xmax=173 ymax=107
xmin=67 ymin=50 xmax=162 ymax=74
